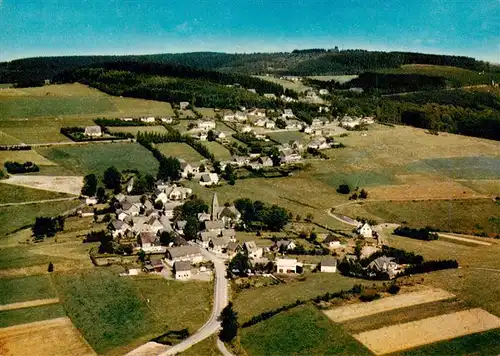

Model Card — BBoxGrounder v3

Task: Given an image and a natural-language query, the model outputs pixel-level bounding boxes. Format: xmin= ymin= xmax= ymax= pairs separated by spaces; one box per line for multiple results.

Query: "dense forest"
xmin=55 ymin=65 xmax=280 ymax=109
xmin=1 ymin=49 xmax=497 ymax=84
xmin=343 ymin=72 xmax=447 ymax=93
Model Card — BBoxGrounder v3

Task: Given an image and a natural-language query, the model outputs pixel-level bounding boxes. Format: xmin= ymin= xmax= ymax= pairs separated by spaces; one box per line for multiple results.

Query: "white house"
xmin=180 ymin=101 xmax=189 ymax=110
xmin=263 ymin=93 xmax=276 ymax=99
xmin=282 ymin=109 xmax=295 ymax=119
xmin=205 ymin=220 xmax=225 ymax=234
xmin=174 ymin=261 xmax=192 ymax=280
xmin=308 ymin=138 xmax=330 ymax=150
xmin=166 ymin=246 xmax=203 ymax=266
xmin=319 ymin=89 xmax=329 ymax=95
xmin=199 ymin=173 xmax=219 ymax=186
xmin=85 ymin=197 xmax=98 ymax=205
xmin=161 ymin=117 xmax=173 ymax=123
xmin=180 ymin=160 xmax=200 ymax=178
xmin=141 ymin=117 xmax=155 ymax=123
xmin=276 ymin=258 xmax=299 ymax=273
xmin=243 ymin=241 xmax=263 ymax=259
xmin=265 ymin=120 xmax=276 ymax=129
xmin=241 ymin=125 xmax=253 ymax=133
xmin=84 ymin=126 xmax=102 ymax=137
xmin=199 ymin=230 xmax=218 ymax=248
xmin=367 ymin=256 xmax=400 ymax=279
xmin=340 ymin=116 xmax=361 ymax=129
xmin=140 ymin=231 xmax=160 ymax=252
xmin=197 ymin=120 xmax=216 ymax=131
xmin=209 ymin=237 xmax=230 ymax=254
xmin=323 ymin=235 xmax=341 ymax=249
xmin=320 ymin=257 xmax=337 ymax=273
xmin=357 ymin=223 xmax=373 ymax=238
xmin=285 ymin=120 xmax=303 ymax=131
xmin=235 ymin=111 xmax=248 ymax=122
xmin=110 ymin=220 xmax=131 ymax=238
xmin=254 ymin=118 xmax=267 ymax=127
xmin=275 ymin=240 xmax=296 ymax=251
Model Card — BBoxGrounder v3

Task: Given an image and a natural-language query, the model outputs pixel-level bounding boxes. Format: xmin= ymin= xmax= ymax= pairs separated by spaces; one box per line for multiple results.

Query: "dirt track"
xmin=354 ymin=308 xmax=500 ymax=355
xmin=0 ymin=298 xmax=59 ymax=312
xmin=0 ymin=317 xmax=95 ymax=356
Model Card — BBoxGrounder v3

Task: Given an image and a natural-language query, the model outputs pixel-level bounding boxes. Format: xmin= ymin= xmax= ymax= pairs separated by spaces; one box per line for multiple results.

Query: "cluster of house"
xmin=339 ymin=115 xmax=375 ymax=129
xmin=119 ymin=116 xmax=174 ymax=124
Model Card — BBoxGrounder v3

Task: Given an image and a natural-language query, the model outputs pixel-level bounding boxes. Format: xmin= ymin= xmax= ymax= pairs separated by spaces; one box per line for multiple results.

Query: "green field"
xmin=0 ymin=303 xmax=67 ymax=328
xmin=240 ymin=304 xmax=370 ymax=356
xmin=233 ymin=273 xmax=379 ymax=324
xmin=0 ymin=275 xmax=55 ymax=304
xmin=38 ymin=142 xmax=159 ymax=176
xmin=196 ymin=107 xmax=217 ymax=118
xmin=340 ymin=198 xmax=500 ymax=236
xmin=0 ymin=131 xmax=22 ymax=144
xmin=0 ymin=184 xmax=71 ymax=204
xmin=108 ymin=125 xmax=168 ymax=136
xmin=377 ymin=64 xmax=500 ymax=87
xmin=54 ymin=270 xmax=211 ymax=354
xmin=307 ymin=75 xmax=359 ymax=83
xmin=0 ymin=117 xmax=96 ymax=144
xmin=0 ymin=199 xmax=81 ymax=237
xmin=0 ymin=96 xmax=116 ymax=119
xmin=407 ymin=156 xmax=500 ymax=180
xmin=254 ymin=75 xmax=313 ymax=93
xmin=156 ymin=142 xmax=204 ymax=162
xmin=204 ymin=141 xmax=232 ymax=160
xmin=267 ymin=131 xmax=308 ymax=144
xmin=0 ymin=149 xmax=57 ymax=166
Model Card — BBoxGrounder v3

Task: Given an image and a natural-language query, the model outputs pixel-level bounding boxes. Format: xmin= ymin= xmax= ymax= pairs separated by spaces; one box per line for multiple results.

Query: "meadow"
xmin=233 ymin=273 xmax=381 ymax=324
xmin=0 ymin=149 xmax=56 ymax=166
xmin=339 ymin=198 xmax=500 ymax=235
xmin=54 ymin=269 xmax=211 ymax=354
xmin=0 ymin=184 xmax=71 ymax=204
xmin=240 ymin=304 xmax=371 ymax=356
xmin=307 ymin=75 xmax=359 ymax=83
xmin=253 ymin=75 xmax=313 ymax=93
xmin=204 ymin=141 xmax=232 ymax=160
xmin=267 ymin=130 xmax=308 ymax=144
xmin=0 ymin=304 xmax=67 ymax=328
xmin=156 ymin=142 xmax=204 ymax=162
xmin=37 ymin=142 xmax=159 ymax=177
xmin=0 ymin=274 xmax=56 ymax=305
xmin=0 ymin=199 xmax=81 ymax=236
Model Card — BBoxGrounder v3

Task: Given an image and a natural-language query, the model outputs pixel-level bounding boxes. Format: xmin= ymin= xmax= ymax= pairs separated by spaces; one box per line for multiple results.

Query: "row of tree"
xmin=4 ymin=161 xmax=39 ymax=174
xmin=394 ymin=226 xmax=439 ymax=241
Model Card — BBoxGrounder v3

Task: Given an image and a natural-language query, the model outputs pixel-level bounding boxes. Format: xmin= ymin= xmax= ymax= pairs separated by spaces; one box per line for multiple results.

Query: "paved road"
xmin=0 ymin=197 xmax=78 ymax=207
xmin=160 ymin=246 xmax=229 ymax=355
xmin=127 ymin=245 xmax=232 ymax=356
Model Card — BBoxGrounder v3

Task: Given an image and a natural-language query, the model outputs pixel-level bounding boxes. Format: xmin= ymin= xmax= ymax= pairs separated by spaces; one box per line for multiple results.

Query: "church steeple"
xmin=211 ymin=193 xmax=219 ymax=221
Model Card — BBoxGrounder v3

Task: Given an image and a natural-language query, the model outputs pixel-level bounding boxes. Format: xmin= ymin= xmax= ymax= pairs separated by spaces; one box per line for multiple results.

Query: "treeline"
xmin=2 ymin=50 xmax=496 ymax=83
xmin=60 ymin=127 xmax=133 ymax=141
xmin=94 ymin=118 xmax=155 ymax=127
xmin=4 ymin=161 xmax=39 ymax=174
xmin=0 ymin=145 xmax=31 ymax=151
xmin=56 ymin=67 xmax=279 ymax=109
xmin=32 ymin=216 xmax=65 ymax=239
xmin=394 ymin=226 xmax=439 ymax=241
xmin=288 ymin=50 xmax=495 ymax=75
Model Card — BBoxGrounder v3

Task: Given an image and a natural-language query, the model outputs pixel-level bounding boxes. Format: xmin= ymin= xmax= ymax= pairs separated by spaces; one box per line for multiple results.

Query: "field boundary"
xmin=324 ymin=288 xmax=455 ymax=322
xmin=0 ymin=298 xmax=60 ymax=311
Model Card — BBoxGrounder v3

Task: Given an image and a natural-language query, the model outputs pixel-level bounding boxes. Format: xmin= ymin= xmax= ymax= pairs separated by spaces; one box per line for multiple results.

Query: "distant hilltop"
xmin=1 ymin=49 xmax=498 ymax=85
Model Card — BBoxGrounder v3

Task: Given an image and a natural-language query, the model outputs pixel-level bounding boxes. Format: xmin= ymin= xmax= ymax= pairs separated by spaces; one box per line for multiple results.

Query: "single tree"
xmin=96 ymin=186 xmax=107 ymax=203
xmin=183 ymin=216 xmax=200 ymax=241
xmin=262 ymin=205 xmax=290 ymax=231
xmin=359 ymin=189 xmax=368 ymax=199
xmin=158 ymin=156 xmax=181 ymax=181
xmin=81 ymin=174 xmax=98 ymax=196
xmin=305 ymin=213 xmax=314 ymax=222
xmin=159 ymin=231 xmax=174 ymax=246
xmin=199 ymin=163 xmax=206 ymax=173
xmin=47 ymin=262 xmax=54 ymax=273
xmin=207 ymin=130 xmax=216 ymax=142
xmin=103 ymin=167 xmax=122 ymax=190
xmin=137 ymin=249 xmax=146 ymax=263
xmin=219 ymin=302 xmax=239 ymax=342
xmin=229 ymin=253 xmax=252 ymax=276
xmin=337 ymin=184 xmax=351 ymax=194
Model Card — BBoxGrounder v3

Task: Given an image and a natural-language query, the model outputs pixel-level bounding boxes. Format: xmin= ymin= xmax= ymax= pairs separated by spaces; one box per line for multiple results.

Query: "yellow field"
xmin=108 ymin=125 xmax=168 ymax=136
xmin=324 ymin=288 xmax=455 ymax=322
xmin=0 ymin=317 xmax=95 ymax=356
xmin=354 ymin=308 xmax=500 ymax=355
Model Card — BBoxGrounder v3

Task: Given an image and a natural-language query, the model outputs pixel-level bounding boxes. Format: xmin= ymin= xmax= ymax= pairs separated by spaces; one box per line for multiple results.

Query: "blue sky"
xmin=0 ymin=0 xmax=498 ymax=62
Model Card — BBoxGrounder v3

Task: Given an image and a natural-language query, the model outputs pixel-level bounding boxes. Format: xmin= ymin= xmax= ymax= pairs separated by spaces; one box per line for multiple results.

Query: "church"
xmin=211 ymin=193 xmax=241 ymax=227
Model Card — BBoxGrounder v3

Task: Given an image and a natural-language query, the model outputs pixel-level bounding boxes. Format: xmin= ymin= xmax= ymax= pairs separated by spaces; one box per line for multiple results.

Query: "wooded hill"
xmin=1 ymin=49 xmax=497 ymax=85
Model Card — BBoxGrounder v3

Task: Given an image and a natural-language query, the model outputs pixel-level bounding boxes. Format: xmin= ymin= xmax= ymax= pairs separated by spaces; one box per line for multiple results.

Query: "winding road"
xmin=126 ymin=245 xmax=232 ymax=356
xmin=160 ymin=246 xmax=230 ymax=355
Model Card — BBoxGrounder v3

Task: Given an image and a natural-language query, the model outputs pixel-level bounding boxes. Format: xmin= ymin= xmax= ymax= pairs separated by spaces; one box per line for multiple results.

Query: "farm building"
xmin=166 ymin=245 xmax=203 ymax=265
xmin=84 ymin=126 xmax=102 ymax=137
xmin=180 ymin=101 xmax=190 ymax=110
xmin=199 ymin=173 xmax=219 ymax=186
xmin=357 ymin=223 xmax=373 ymax=238
xmin=276 ymin=258 xmax=299 ymax=274
xmin=174 ymin=261 xmax=192 ymax=280
xmin=320 ymin=257 xmax=337 ymax=273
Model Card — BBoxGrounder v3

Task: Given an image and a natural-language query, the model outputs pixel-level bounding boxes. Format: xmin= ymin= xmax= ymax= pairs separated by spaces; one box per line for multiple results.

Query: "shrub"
xmin=4 ymin=161 xmax=39 ymax=174
xmin=387 ymin=284 xmax=400 ymax=294
xmin=394 ymin=226 xmax=439 ymax=241
xmin=337 ymin=184 xmax=350 ymax=194
xmin=359 ymin=289 xmax=381 ymax=302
